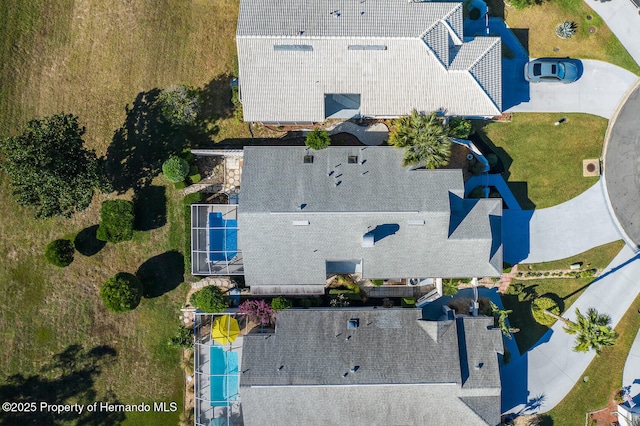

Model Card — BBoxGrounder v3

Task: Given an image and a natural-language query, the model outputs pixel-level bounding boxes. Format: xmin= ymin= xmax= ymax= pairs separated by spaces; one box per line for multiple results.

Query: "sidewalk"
xmin=585 ymin=0 xmax=640 ymax=67
xmin=502 ymin=245 xmax=640 ymax=414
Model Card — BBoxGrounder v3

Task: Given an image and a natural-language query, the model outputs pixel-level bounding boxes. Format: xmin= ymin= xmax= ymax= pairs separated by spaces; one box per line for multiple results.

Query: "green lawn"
xmin=477 ymin=113 xmax=608 ymax=209
xmin=503 ymin=278 xmax=594 ymax=354
xmin=501 ymin=0 xmax=640 ymax=75
xmin=547 ymin=292 xmax=640 ymax=425
xmin=522 ymin=240 xmax=625 ymax=272
xmin=0 ymin=1 xmax=246 ymax=423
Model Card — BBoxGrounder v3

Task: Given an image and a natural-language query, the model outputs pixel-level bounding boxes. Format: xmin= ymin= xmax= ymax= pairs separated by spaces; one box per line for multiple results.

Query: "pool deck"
xmin=194 ymin=321 xmax=244 ymax=426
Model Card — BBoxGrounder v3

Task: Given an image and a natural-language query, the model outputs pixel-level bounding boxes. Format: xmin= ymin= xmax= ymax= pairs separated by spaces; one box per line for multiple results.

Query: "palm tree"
xmin=388 ymin=110 xmax=451 ymax=168
xmin=544 ymin=307 xmax=618 ymax=355
xmin=490 ymin=301 xmax=520 ymax=339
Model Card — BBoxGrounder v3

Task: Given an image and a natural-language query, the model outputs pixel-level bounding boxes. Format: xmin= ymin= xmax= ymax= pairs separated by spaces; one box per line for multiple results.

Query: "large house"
xmin=235 ymin=146 xmax=502 ymax=295
xmin=236 ymin=0 xmax=502 ymax=123
xmin=240 ymin=308 xmax=504 ymax=425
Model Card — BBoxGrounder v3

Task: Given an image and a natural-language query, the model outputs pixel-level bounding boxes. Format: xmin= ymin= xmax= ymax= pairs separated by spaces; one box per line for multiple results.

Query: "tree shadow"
xmin=105 ymin=89 xmax=183 ymax=194
xmin=0 ymin=344 xmax=124 ymax=425
xmin=137 ymin=250 xmax=184 ymax=298
xmin=74 ymin=225 xmax=106 ymax=257
xmin=133 ymin=185 xmax=167 ymax=231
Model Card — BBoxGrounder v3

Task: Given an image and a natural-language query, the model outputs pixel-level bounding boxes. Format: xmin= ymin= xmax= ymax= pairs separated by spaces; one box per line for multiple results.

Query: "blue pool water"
xmin=210 ymin=346 xmax=239 ymax=405
xmin=208 ymin=212 xmax=238 ymax=262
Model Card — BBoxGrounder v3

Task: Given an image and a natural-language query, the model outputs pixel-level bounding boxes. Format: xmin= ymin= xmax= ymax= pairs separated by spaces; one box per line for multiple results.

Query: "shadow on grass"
xmin=502 ymin=291 xmax=553 ymax=354
xmin=74 ymin=225 xmax=106 ymax=257
xmin=105 ymin=75 xmax=233 ymax=193
xmin=133 ymin=185 xmax=167 ymax=231
xmin=0 ymin=344 xmax=124 ymax=426
xmin=137 ymin=250 xmax=184 ymax=298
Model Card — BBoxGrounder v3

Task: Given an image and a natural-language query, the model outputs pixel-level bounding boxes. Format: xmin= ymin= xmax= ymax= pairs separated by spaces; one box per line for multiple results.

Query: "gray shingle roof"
xmin=237 ymin=0 xmax=502 ymax=122
xmin=238 ymin=147 xmax=502 ymax=288
xmin=237 ymin=0 xmax=462 ymax=38
xmin=240 ymin=309 xmax=502 ymax=426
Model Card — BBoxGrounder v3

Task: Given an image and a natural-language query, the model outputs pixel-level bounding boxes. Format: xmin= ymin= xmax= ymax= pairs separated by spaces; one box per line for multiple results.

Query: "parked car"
xmin=524 ymin=59 xmax=579 ymax=83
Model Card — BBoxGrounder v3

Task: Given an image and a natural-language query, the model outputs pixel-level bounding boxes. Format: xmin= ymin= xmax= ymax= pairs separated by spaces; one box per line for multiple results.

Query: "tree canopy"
xmin=0 ymin=113 xmax=107 ymax=218
xmin=388 ymin=110 xmax=452 ymax=168
xmin=563 ymin=308 xmax=617 ymax=355
xmin=158 ymin=85 xmax=201 ymax=126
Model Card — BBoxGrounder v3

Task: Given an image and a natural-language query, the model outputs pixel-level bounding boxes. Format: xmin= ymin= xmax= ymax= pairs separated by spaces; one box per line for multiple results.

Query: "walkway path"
xmin=502 ymin=244 xmax=640 ymax=414
xmin=506 ymin=60 xmax=637 ymax=119
xmin=324 ymin=121 xmax=388 ymax=146
xmin=503 ymin=180 xmax=622 ymax=264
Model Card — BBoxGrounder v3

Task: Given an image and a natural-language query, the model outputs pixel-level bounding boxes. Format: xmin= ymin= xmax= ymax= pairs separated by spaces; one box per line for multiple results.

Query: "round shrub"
xmin=190 ymin=286 xmax=229 ymax=313
xmin=305 ymin=129 xmax=331 ymax=150
xmin=162 ymin=156 xmax=190 ymax=183
xmin=44 ymin=239 xmax=75 ymax=267
xmin=100 ymin=272 xmax=143 ymax=313
xmin=531 ymin=296 xmax=560 ymax=326
xmin=96 ymin=200 xmax=135 ymax=243
xmin=271 ymin=296 xmax=292 ymax=311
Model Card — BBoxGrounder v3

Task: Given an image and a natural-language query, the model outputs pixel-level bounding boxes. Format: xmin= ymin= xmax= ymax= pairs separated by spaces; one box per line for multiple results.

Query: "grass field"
xmin=522 ymin=240 xmax=625 ymax=272
xmin=502 ymin=0 xmax=640 ymax=75
xmin=0 ymin=1 xmax=245 ymax=424
xmin=547 ymin=291 xmax=640 ymax=425
xmin=477 ymin=113 xmax=608 ymax=209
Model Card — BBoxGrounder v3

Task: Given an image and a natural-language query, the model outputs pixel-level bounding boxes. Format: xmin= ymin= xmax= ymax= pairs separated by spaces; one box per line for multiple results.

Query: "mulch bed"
xmin=589 ymin=390 xmax=621 ymax=426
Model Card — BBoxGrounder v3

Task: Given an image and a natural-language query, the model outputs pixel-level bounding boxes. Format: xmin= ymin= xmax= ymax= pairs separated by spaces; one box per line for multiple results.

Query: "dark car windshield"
xmin=557 ymin=63 xmax=566 ymax=79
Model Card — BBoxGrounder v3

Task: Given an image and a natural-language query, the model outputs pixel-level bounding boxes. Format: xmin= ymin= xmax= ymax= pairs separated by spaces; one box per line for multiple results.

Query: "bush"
xmin=507 ymin=0 xmax=532 ymax=10
xmin=447 ymin=117 xmax=473 ymax=139
xmin=443 ymin=279 xmax=459 ymax=296
xmin=162 ymin=156 xmax=190 ymax=183
xmin=372 ymin=279 xmax=384 ymax=286
xmin=190 ymin=286 xmax=229 ymax=313
xmin=271 ymin=296 xmax=292 ymax=311
xmin=96 ymin=200 xmax=134 ymax=243
xmin=531 ymin=296 xmax=560 ymax=326
xmin=305 ymin=129 xmax=331 ymax=150
xmin=100 ymin=272 xmax=143 ymax=313
xmin=44 ymin=239 xmax=75 ymax=267
xmin=556 ymin=21 xmax=577 ymax=39
xmin=239 ymin=299 xmax=275 ymax=325
xmin=169 ymin=326 xmax=194 ymax=349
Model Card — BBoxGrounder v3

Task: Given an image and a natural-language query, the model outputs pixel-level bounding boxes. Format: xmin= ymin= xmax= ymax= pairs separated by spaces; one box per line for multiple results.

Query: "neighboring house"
xmin=240 ymin=309 xmax=504 ymax=426
xmin=236 ymin=146 xmax=502 ymax=295
xmin=236 ymin=0 xmax=502 ymax=123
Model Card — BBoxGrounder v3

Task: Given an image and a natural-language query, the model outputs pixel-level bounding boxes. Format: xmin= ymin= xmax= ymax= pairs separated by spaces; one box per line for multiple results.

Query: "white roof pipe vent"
xmin=362 ymin=232 xmax=374 ymax=247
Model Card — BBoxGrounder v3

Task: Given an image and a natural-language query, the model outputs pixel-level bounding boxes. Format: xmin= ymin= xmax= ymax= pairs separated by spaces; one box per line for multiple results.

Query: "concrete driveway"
xmin=502 ymin=245 xmax=640 ymax=414
xmin=503 ymin=180 xmax=623 ymax=264
xmin=506 ymin=59 xmax=637 ymax=119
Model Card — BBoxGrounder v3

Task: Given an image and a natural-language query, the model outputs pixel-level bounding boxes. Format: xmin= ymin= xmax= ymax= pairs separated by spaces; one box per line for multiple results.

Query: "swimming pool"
xmin=210 ymin=346 xmax=239 ymax=405
xmin=208 ymin=212 xmax=238 ymax=262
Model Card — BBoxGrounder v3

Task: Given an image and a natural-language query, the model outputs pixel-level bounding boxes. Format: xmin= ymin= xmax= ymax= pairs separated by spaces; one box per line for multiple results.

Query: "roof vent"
xmin=303 ymin=155 xmax=313 ymax=164
xmin=408 ymin=219 xmax=425 ymax=226
xmin=292 ymin=220 xmax=310 ymax=226
xmin=348 ymin=155 xmax=358 ymax=164
xmin=277 ymin=365 xmax=285 ymax=371
xmin=350 ymin=366 xmax=360 ymax=373
xmin=474 ymin=363 xmax=484 ymax=370
xmin=362 ymin=232 xmax=374 ymax=247
xmin=347 ymin=318 xmax=360 ymax=329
